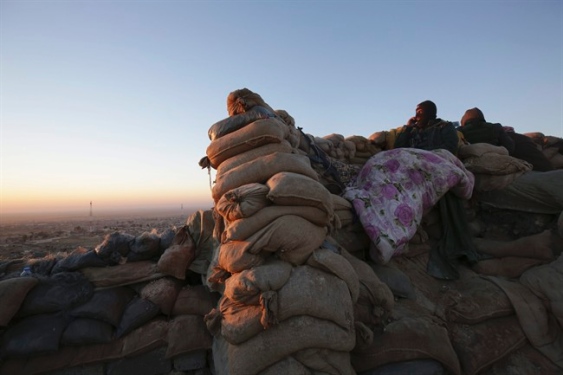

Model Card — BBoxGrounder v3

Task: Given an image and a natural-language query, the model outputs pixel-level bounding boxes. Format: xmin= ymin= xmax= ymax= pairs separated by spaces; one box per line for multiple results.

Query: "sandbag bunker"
xmin=1 ymin=88 xmax=562 ymax=375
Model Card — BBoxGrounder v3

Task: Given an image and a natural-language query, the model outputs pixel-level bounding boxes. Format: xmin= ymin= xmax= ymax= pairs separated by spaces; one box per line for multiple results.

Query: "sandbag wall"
xmin=314 ymin=136 xmax=563 ymax=374
xmin=0 ymin=210 xmax=219 ymax=375
xmin=201 ymin=91 xmax=394 ymax=375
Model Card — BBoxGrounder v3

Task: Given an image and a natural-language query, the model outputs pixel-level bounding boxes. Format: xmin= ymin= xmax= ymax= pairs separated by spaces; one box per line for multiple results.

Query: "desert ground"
xmin=0 ymin=207 xmax=209 ymax=261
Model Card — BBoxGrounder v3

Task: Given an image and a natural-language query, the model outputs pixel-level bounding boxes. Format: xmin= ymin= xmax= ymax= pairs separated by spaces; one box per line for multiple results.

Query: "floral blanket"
xmin=342 ymin=148 xmax=475 ymax=264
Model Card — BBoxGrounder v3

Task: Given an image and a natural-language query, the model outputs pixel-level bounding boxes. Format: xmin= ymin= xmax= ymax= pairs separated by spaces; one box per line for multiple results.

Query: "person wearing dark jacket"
xmin=459 ymin=107 xmax=515 ymax=154
xmin=394 ymin=100 xmax=459 ymax=155
xmin=392 ymin=100 xmax=483 ymax=279
xmin=459 ymin=107 xmax=552 ymax=171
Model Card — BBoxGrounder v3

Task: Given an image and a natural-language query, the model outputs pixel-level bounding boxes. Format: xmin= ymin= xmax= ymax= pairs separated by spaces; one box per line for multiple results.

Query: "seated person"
xmin=459 ymin=107 xmax=515 ymax=153
xmin=394 ymin=100 xmax=459 ymax=155
xmin=459 ymin=107 xmax=552 ymax=171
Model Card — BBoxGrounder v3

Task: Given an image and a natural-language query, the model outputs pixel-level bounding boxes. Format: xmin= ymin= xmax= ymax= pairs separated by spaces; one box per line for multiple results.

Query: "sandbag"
xmin=140 ymin=277 xmax=183 ymax=316
xmin=212 ymin=152 xmax=318 ymax=202
xmin=206 ymin=118 xmax=289 ymax=169
xmin=0 ymin=276 xmax=38 ymax=326
xmin=463 ymin=153 xmax=532 ymax=175
xmin=216 ymin=141 xmax=294 ymax=176
xmin=61 ymin=318 xmax=114 ymax=345
xmin=166 ymin=315 xmax=213 ymax=359
xmin=274 ymin=265 xmax=355 ymax=329
xmin=306 ymin=246 xmax=360 ymax=304
xmin=172 ymin=284 xmax=219 ymax=316
xmin=95 ymin=232 xmax=135 ymax=261
xmin=223 ymin=259 xmax=292 ymax=305
xmin=219 ymin=297 xmax=265 ymax=345
xmin=223 ymin=205 xmax=330 ymax=243
xmin=449 ymin=316 xmax=527 ymax=375
xmin=240 ymin=215 xmax=327 ymax=266
xmin=208 ymin=105 xmax=276 ymax=141
xmin=1 ymin=312 xmax=68 ymax=358
xmin=51 ymin=247 xmax=107 ymax=273
xmin=266 ymin=172 xmax=334 ymax=217
xmin=217 ymin=241 xmax=267 ymax=274
xmin=115 ymin=297 xmax=161 ymax=338
xmin=227 ymin=315 xmax=356 ymax=375
xmin=157 ymin=226 xmax=197 ymax=280
xmin=80 ymin=261 xmax=160 ymax=288
xmin=351 ymin=300 xmax=461 ymax=375
xmin=128 ymin=231 xmax=161 ymax=262
xmin=70 ymin=286 xmax=135 ymax=326
xmin=186 ymin=209 xmax=216 ymax=275
xmin=215 ymin=183 xmax=270 ymax=221
xmin=476 ymin=170 xmax=563 ymax=214
xmin=17 ymin=272 xmax=94 ymax=318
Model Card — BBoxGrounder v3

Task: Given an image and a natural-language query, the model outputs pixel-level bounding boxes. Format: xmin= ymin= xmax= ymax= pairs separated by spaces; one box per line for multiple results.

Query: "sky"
xmin=1 ymin=0 xmax=562 ymax=216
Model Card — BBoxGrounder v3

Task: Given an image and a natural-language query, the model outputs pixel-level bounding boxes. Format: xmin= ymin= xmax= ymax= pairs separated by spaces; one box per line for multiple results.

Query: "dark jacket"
xmin=459 ymin=120 xmax=515 ymax=154
xmin=394 ymin=119 xmax=459 ymax=155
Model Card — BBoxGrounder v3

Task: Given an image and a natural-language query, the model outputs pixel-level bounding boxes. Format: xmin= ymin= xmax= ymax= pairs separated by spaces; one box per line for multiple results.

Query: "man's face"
xmin=415 ymin=105 xmax=430 ymax=124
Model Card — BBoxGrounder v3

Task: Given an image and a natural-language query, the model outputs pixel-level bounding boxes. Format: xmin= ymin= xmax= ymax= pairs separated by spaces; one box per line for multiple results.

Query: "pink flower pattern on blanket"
xmin=343 ymin=148 xmax=475 ymax=264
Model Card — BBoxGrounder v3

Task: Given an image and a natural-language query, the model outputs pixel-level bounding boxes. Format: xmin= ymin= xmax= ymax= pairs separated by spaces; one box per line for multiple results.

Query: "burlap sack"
xmin=217 ymin=241 xmax=267 ymax=274
xmin=70 ymin=286 xmax=135 ymax=326
xmin=116 ymin=297 xmax=160 ymax=338
xmin=463 ymin=154 xmax=532 ymax=175
xmin=223 ymin=259 xmax=292 ymax=305
xmin=266 ymin=172 xmax=334 ymax=217
xmin=219 ymin=297 xmax=265 ymax=345
xmin=0 ymin=277 xmax=38 ymax=326
xmin=186 ymin=209 xmax=216 ymax=276
xmin=157 ymin=226 xmax=197 ymax=280
xmin=216 ymin=141 xmax=294 ymax=176
xmin=140 ymin=277 xmax=183 ymax=316
xmin=339 ymin=246 xmax=394 ymax=327
xmin=121 ymin=317 xmax=169 ymax=357
xmin=206 ymin=118 xmax=289 ymax=169
xmin=1 ymin=311 xmax=68 ymax=358
xmin=306 ymin=247 xmax=360 ymax=303
xmin=273 ymin=265 xmax=355 ymax=329
xmin=208 ymin=105 xmax=276 ymax=141
xmin=212 ymin=152 xmax=318 ymax=202
xmin=240 ymin=215 xmax=327 ymax=266
xmin=449 ymin=316 xmax=527 ymax=375
xmin=165 ymin=315 xmax=213 ymax=359
xmin=61 ymin=318 xmax=114 ymax=345
xmin=17 ymin=272 xmax=94 ymax=318
xmin=223 ymin=205 xmax=330 ymax=243
xmin=458 ymin=143 xmax=509 ymax=158
xmin=128 ymin=231 xmax=161 ymax=262
xmin=262 ymin=348 xmax=355 ymax=375
xmin=172 ymin=284 xmax=219 ymax=316
xmin=227 ymin=315 xmax=356 ymax=375
xmin=351 ymin=299 xmax=461 ymax=375
xmin=81 ymin=261 xmax=161 ymax=288
xmin=215 ymin=183 xmax=270 ymax=221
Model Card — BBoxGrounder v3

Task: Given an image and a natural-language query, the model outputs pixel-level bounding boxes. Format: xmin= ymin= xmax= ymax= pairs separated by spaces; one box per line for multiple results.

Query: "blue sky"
xmin=1 ymin=0 xmax=562 ymax=215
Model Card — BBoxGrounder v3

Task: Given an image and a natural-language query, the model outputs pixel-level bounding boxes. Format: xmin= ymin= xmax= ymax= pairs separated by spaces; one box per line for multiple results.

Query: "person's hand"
xmin=407 ymin=116 xmax=417 ymax=127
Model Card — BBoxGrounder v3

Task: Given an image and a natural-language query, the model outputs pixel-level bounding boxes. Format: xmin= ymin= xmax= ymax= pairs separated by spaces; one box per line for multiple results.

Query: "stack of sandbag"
xmin=0 ymin=212 xmax=219 ymax=375
xmin=311 ymin=133 xmax=382 ymax=165
xmin=202 ymin=88 xmax=393 ymax=375
xmin=458 ymin=143 xmax=533 ymax=191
